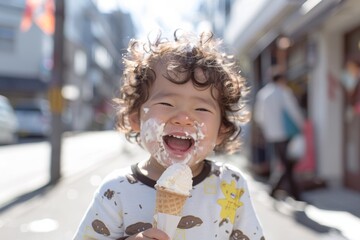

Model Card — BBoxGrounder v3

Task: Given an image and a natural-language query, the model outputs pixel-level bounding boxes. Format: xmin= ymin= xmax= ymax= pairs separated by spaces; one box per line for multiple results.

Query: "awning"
xmin=225 ymin=0 xmax=301 ymax=57
xmin=225 ymin=0 xmax=343 ymax=58
xmin=281 ymin=0 xmax=344 ymax=38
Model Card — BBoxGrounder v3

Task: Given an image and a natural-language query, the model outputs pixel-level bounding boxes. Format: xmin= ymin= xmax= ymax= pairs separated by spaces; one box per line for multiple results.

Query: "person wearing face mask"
xmin=73 ymin=30 xmax=265 ymax=240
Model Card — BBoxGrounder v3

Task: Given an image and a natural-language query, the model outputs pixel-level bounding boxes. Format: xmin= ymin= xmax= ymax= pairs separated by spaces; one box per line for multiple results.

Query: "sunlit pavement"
xmin=219 ymin=154 xmax=360 ymax=240
xmin=0 ymin=131 xmax=128 ymax=206
xmin=0 ymin=131 xmax=360 ymax=239
xmin=0 ymin=131 xmax=146 ymax=240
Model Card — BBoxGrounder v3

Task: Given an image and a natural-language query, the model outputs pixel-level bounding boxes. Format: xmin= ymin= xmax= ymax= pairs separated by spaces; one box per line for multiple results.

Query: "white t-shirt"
xmin=73 ymin=160 xmax=265 ymax=240
xmin=254 ymin=83 xmax=304 ymax=142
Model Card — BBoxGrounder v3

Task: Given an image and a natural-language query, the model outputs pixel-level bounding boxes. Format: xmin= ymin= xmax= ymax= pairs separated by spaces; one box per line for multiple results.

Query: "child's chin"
xmin=158 ymin=154 xmax=193 ymax=167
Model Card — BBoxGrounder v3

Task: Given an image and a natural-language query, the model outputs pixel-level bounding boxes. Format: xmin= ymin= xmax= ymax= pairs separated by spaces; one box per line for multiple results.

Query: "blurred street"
xmin=0 ymin=131 xmax=127 ymax=205
xmin=1 ymin=0 xmax=360 ymax=239
xmin=1 ymin=131 xmax=360 ymax=240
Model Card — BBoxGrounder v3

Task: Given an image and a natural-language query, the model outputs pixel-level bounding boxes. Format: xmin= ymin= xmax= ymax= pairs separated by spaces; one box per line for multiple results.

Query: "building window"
xmin=0 ymin=25 xmax=16 ymax=52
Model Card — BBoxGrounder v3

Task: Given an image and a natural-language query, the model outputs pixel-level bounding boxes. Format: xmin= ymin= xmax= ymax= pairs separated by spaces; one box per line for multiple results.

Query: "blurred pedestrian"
xmin=73 ymin=30 xmax=265 ymax=240
xmin=341 ymin=54 xmax=360 ymax=119
xmin=254 ymin=69 xmax=305 ymax=201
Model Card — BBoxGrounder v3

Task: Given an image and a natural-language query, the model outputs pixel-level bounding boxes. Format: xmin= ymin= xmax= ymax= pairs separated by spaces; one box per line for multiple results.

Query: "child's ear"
xmin=129 ymin=111 xmax=140 ymax=132
xmin=216 ymin=125 xmax=228 ymax=145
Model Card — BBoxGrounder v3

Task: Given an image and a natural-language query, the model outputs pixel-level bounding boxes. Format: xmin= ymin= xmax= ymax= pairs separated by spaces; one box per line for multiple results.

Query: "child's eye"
xmin=158 ymin=102 xmax=173 ymax=107
xmin=196 ymin=108 xmax=211 ymax=112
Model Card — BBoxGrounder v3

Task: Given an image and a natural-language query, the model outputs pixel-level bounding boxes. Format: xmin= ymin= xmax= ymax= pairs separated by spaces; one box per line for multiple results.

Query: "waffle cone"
xmin=155 ymin=186 xmax=188 ymax=216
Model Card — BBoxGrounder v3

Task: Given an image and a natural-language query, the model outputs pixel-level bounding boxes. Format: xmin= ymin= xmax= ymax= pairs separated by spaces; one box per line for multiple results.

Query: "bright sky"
xmin=94 ymin=0 xmax=202 ymax=39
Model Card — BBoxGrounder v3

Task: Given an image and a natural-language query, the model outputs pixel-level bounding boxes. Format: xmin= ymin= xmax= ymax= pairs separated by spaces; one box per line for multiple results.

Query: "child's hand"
xmin=125 ymin=227 xmax=170 ymax=240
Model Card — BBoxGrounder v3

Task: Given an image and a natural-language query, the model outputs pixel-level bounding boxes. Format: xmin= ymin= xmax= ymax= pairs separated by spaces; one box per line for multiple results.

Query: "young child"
xmin=73 ymin=30 xmax=265 ymax=240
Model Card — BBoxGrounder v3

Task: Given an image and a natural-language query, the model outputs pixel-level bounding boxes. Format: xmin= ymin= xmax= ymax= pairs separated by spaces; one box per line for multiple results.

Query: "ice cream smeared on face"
xmin=140 ymin=118 xmax=213 ymax=167
xmin=143 ymin=107 xmax=149 ymax=114
xmin=140 ymin=118 xmax=167 ymax=158
xmin=155 ymin=163 xmax=193 ymax=196
xmin=190 ymin=121 xmax=206 ymax=157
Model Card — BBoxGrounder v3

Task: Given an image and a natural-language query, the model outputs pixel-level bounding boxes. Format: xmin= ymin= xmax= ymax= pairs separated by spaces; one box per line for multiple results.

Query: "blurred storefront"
xmin=343 ymin=26 xmax=360 ymax=191
xmin=224 ymin=0 xmax=360 ymax=191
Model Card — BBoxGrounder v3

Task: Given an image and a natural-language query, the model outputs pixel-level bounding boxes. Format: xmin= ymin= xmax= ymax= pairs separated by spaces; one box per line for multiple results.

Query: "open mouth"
xmin=163 ymin=134 xmax=195 ymax=153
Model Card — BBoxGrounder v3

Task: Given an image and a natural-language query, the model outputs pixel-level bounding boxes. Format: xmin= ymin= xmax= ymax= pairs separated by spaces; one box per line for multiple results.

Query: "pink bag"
xmin=295 ymin=120 xmax=316 ymax=173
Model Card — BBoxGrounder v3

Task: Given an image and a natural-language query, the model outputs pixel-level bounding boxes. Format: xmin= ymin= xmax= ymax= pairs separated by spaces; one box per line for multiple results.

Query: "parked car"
xmin=14 ymin=99 xmax=51 ymax=137
xmin=0 ymin=95 xmax=18 ymax=144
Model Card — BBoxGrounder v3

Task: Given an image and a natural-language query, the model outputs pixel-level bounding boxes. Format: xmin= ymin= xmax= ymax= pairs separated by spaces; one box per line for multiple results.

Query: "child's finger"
xmin=142 ymin=227 xmax=170 ymax=240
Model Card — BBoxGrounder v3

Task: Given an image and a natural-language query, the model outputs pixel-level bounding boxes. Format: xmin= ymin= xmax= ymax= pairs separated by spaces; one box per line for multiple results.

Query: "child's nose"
xmin=170 ymin=112 xmax=194 ymax=126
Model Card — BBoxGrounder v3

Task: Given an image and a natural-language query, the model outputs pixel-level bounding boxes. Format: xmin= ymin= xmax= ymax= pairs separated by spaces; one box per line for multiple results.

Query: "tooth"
xmin=169 ymin=135 xmax=191 ymax=140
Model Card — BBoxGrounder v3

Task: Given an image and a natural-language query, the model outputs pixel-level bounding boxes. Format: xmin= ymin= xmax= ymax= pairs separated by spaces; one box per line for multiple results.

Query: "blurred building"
xmin=219 ymin=0 xmax=360 ymax=192
xmin=0 ymin=0 xmax=49 ymax=99
xmin=0 ymin=0 xmax=135 ymax=131
xmin=197 ymin=0 xmax=233 ymax=36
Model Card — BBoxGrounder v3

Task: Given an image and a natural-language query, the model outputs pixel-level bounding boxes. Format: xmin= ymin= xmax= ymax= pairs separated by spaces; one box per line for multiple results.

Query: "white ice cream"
xmin=140 ymin=117 xmax=209 ymax=167
xmin=156 ymin=163 xmax=193 ymax=196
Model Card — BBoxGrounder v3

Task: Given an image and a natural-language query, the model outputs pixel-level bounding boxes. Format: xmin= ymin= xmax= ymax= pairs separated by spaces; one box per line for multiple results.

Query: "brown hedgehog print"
xmin=177 ymin=215 xmax=203 ymax=229
xmin=230 ymin=229 xmax=250 ymax=240
xmin=125 ymin=222 xmax=152 ymax=235
xmin=92 ymin=219 xmax=110 ymax=236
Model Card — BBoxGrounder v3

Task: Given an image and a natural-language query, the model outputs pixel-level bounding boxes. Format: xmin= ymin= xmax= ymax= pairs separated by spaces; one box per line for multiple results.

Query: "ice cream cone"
xmin=155 ymin=185 xmax=188 ymax=216
xmin=153 ymin=163 xmax=192 ymax=235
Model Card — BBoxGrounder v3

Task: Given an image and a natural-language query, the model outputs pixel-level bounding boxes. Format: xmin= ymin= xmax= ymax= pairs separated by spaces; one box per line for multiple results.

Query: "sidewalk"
xmin=0 ymin=131 xmax=127 ymax=207
xmin=1 ymin=146 xmax=360 ymax=239
xmin=221 ymin=153 xmax=360 ymax=240
xmin=0 ymin=145 xmax=144 ymax=240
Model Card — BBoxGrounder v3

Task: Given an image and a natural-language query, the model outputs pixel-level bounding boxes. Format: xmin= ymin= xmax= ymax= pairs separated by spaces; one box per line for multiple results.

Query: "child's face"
xmin=131 ymin=65 xmax=224 ymax=167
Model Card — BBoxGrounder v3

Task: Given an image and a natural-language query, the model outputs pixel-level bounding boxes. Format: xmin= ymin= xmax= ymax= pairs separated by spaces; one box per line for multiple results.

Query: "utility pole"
xmin=49 ymin=0 xmax=65 ymax=184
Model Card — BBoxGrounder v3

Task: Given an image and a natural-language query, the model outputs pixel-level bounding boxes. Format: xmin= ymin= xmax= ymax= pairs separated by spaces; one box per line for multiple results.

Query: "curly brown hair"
xmin=114 ymin=30 xmax=249 ymax=153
